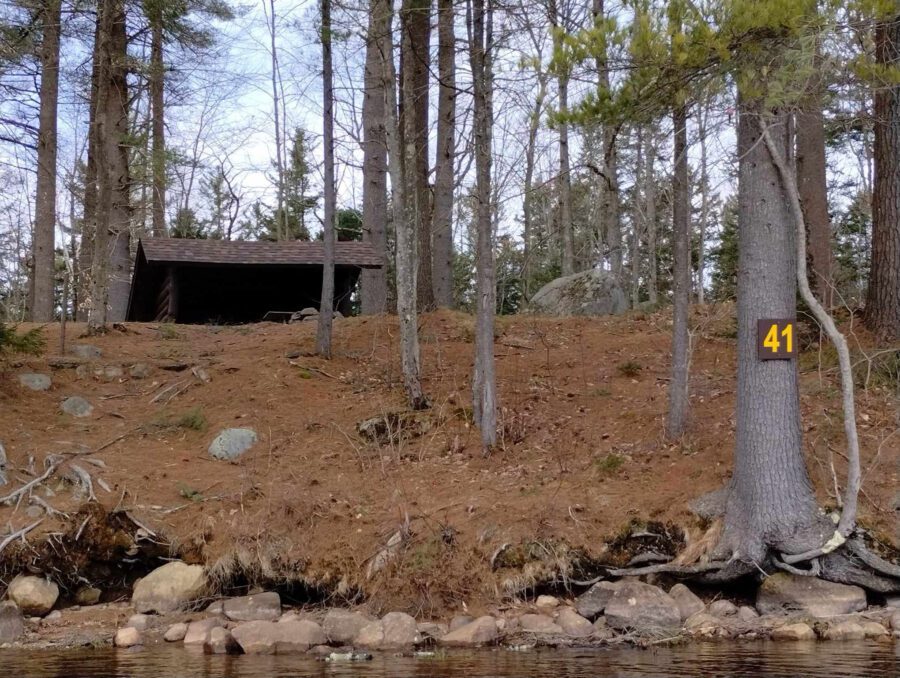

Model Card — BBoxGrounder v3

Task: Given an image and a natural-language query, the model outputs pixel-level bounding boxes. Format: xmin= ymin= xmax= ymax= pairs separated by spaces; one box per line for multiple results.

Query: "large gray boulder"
xmin=529 ymin=270 xmax=627 ymax=317
xmin=555 ymin=607 xmax=594 ymax=638
xmin=603 ymin=580 xmax=682 ymax=633
xmin=323 ymin=609 xmax=371 ymax=644
xmin=18 ymin=374 xmax=51 ymax=392
xmin=669 ymin=583 xmax=705 ymax=621
xmin=7 ymin=576 xmax=58 ymax=616
xmin=756 ymin=574 xmax=866 ymax=618
xmin=208 ymin=428 xmax=257 ymax=462
xmin=575 ymin=580 xmax=618 ymax=620
xmin=438 ymin=616 xmax=498 ymax=647
xmin=61 ymin=396 xmax=93 ymax=418
xmin=132 ymin=561 xmax=208 ymax=613
xmin=231 ymin=619 xmax=326 ymax=654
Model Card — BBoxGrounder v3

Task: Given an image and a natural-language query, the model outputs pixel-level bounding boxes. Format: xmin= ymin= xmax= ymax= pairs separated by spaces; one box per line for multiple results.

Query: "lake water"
xmin=2 ymin=642 xmax=898 ymax=678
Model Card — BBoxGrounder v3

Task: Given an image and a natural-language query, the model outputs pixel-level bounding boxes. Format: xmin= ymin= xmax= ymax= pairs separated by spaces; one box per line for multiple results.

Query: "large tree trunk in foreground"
xmin=31 ymin=0 xmax=62 ymax=322
xmin=548 ymin=0 xmax=573 ymax=277
xmin=796 ymin=85 xmax=835 ymax=309
xmin=717 ymin=101 xmax=831 ymax=564
xmin=360 ymin=0 xmax=389 ymax=314
xmin=104 ymin=0 xmax=132 ymax=322
xmin=867 ymin=15 xmax=900 ymax=341
xmin=666 ymin=101 xmax=690 ymax=440
xmin=432 ymin=0 xmax=455 ymax=307
xmin=469 ymin=0 xmax=496 ymax=450
xmin=317 ymin=0 xmax=335 ymax=358
xmin=384 ymin=0 xmax=428 ymax=409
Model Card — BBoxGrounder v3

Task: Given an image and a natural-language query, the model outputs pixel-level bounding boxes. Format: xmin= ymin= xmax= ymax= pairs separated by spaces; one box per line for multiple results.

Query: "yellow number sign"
xmin=757 ymin=319 xmax=796 ymax=360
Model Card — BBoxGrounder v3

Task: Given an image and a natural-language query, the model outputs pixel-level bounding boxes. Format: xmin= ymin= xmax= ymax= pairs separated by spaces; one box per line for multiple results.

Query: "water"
xmin=2 ymin=642 xmax=898 ymax=678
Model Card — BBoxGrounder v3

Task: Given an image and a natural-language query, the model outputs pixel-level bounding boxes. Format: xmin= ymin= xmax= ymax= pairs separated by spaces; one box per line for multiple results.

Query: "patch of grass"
xmin=178 ymin=483 xmax=204 ymax=502
xmin=0 ymin=323 xmax=45 ymax=356
xmin=616 ymin=360 xmax=642 ymax=378
xmin=590 ymin=386 xmax=611 ymax=397
xmin=151 ymin=407 xmax=207 ymax=433
xmin=594 ymin=453 xmax=625 ymax=476
xmin=157 ymin=323 xmax=180 ymax=340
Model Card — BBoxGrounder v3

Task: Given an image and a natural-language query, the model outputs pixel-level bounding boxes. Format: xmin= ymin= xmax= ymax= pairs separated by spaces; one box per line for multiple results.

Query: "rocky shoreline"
xmin=0 ymin=561 xmax=897 ymax=656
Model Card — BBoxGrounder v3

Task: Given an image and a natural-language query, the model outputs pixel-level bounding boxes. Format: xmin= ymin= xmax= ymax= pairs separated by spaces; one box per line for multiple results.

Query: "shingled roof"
xmin=138 ymin=238 xmax=383 ymax=268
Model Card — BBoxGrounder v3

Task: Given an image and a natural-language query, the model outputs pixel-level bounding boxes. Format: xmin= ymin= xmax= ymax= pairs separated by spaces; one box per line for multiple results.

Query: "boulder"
xmin=518 ymin=614 xmax=563 ymax=635
xmin=529 ymin=270 xmax=627 ymax=317
xmin=355 ymin=620 xmax=385 ymax=648
xmin=18 ymin=374 xmax=51 ymax=391
xmin=61 ymin=396 xmax=93 ymax=418
xmin=71 ymin=344 xmax=102 ymax=360
xmin=592 ymin=617 xmax=615 ymax=641
xmin=127 ymin=614 xmax=150 ymax=631
xmin=0 ymin=602 xmax=24 ymax=644
xmin=208 ymin=428 xmax=257 ymax=462
xmin=323 ymin=609 xmax=371 ymax=644
xmin=708 ymin=600 xmax=739 ymax=618
xmin=535 ymin=595 xmax=559 ymax=609
xmin=417 ymin=621 xmax=448 ymax=640
xmin=684 ymin=612 xmax=720 ymax=632
xmin=668 ymin=584 xmax=705 ymax=621
xmin=164 ymin=622 xmax=188 ymax=642
xmin=891 ymin=610 xmax=900 ymax=631
xmin=114 ymin=626 xmax=142 ymax=648
xmin=7 ymin=576 xmax=59 ymax=616
xmin=231 ymin=619 xmax=326 ymax=654
xmin=603 ymin=580 xmax=681 ymax=633
xmin=822 ymin=620 xmax=866 ymax=641
xmin=223 ymin=592 xmax=281 ymax=622
xmin=438 ymin=616 xmax=498 ymax=647
xmin=129 ymin=363 xmax=152 ymax=379
xmin=42 ymin=610 xmax=62 ymax=625
xmin=379 ymin=611 xmax=420 ymax=648
xmin=204 ymin=627 xmax=240 ymax=654
xmin=737 ymin=606 xmax=759 ymax=623
xmin=555 ymin=607 xmax=593 ymax=638
xmin=771 ymin=623 xmax=816 ymax=641
xmin=756 ymin=574 xmax=867 ymax=618
xmin=575 ymin=581 xmax=618 ymax=620
xmin=449 ymin=614 xmax=475 ymax=632
xmin=859 ymin=621 xmax=889 ymax=638
xmin=132 ymin=561 xmax=207 ymax=614
xmin=75 ymin=587 xmax=102 ymax=606
xmin=183 ymin=618 xmax=223 ymax=646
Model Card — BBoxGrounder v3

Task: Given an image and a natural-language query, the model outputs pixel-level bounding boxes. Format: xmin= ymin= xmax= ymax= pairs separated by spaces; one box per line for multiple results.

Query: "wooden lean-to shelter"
xmin=126 ymin=238 xmax=383 ymax=323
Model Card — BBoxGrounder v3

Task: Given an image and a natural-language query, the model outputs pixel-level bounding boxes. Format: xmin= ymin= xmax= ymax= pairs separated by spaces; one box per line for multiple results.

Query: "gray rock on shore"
xmin=183 ymin=618 xmax=224 ymax=645
xmin=204 ymin=627 xmax=240 ymax=654
xmin=208 ymin=428 xmax=258 ymax=462
xmin=61 ymin=396 xmax=93 ymax=418
xmin=18 ymin=374 xmax=52 ymax=391
xmin=575 ymin=580 xmax=618 ymax=620
xmin=223 ymin=592 xmax=281 ymax=622
xmin=669 ymin=583 xmax=705 ymax=621
xmin=0 ymin=602 xmax=24 ymax=643
xmin=438 ymin=616 xmax=498 ymax=647
xmin=323 ymin=609 xmax=371 ymax=644
xmin=756 ymin=573 xmax=866 ymax=617
xmin=132 ymin=561 xmax=208 ymax=613
xmin=7 ymin=576 xmax=59 ymax=617
xmin=231 ymin=619 xmax=326 ymax=654
xmin=603 ymin=580 xmax=681 ymax=633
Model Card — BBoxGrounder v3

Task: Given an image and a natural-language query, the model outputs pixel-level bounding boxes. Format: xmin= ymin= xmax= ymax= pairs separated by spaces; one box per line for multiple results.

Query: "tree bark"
xmin=522 ymin=75 xmax=547 ymax=301
xmin=796 ymin=79 xmax=834 ymax=308
xmin=360 ymin=0 xmax=390 ymax=314
xmin=548 ymin=0 xmax=573 ymax=277
xmin=631 ymin=127 xmax=643 ymax=308
xmin=469 ymin=0 xmax=496 ymax=449
xmin=866 ymin=15 xmax=900 ymax=341
xmin=385 ymin=0 xmax=428 ymax=409
xmin=696 ymin=98 xmax=709 ymax=304
xmin=666 ymin=100 xmax=691 ymax=440
xmin=148 ymin=0 xmax=167 ymax=237
xmin=31 ymin=0 xmax=62 ymax=322
xmin=317 ymin=0 xmax=335 ymax=358
xmin=267 ymin=0 xmax=286 ymax=241
xmin=717 ymin=100 xmax=831 ymax=563
xmin=431 ymin=0 xmax=456 ymax=307
xmin=401 ymin=0 xmax=434 ymax=310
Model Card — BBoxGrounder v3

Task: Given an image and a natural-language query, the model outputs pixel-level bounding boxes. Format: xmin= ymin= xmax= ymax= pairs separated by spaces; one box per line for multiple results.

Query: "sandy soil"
xmin=0 ymin=306 xmax=896 ymax=617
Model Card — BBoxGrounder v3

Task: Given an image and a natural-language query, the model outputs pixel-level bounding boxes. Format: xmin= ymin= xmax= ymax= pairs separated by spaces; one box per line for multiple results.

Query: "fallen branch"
xmin=289 ymin=361 xmax=338 ymax=380
xmin=0 ymin=519 xmax=43 ymax=555
xmin=760 ymin=118 xmax=861 ymax=565
xmin=0 ymin=464 xmax=58 ymax=506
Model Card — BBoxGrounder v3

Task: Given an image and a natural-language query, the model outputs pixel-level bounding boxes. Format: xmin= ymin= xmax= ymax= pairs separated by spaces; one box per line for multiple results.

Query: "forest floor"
xmin=0 ymin=306 xmax=897 ymax=619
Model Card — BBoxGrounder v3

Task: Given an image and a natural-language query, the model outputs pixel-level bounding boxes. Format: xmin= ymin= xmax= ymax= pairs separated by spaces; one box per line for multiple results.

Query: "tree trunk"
xmin=431 ymin=0 xmax=455 ymax=307
xmin=548 ymin=0 xmax=573 ymax=277
xmin=105 ymin=0 xmax=131 ymax=322
xmin=401 ymin=0 xmax=434 ymax=310
xmin=717 ymin=100 xmax=831 ymax=563
xmin=469 ymin=0 xmax=496 ymax=450
xmin=148 ymin=0 xmax=167 ymax=237
xmin=796 ymin=81 xmax=834 ymax=309
xmin=267 ymin=0 xmax=286 ymax=241
xmin=78 ymin=7 xmax=102 ymax=322
xmin=866 ymin=15 xmax=900 ymax=341
xmin=385 ymin=0 xmax=428 ymax=409
xmin=666 ymin=100 xmax=691 ymax=440
xmin=522 ymin=75 xmax=547 ymax=301
xmin=645 ymin=136 xmax=658 ymax=305
xmin=631 ymin=127 xmax=643 ymax=308
xmin=360 ymin=0 xmax=389 ymax=314
xmin=317 ymin=0 xmax=335 ymax=358
xmin=697 ymin=99 xmax=709 ymax=304
xmin=31 ymin=0 xmax=62 ymax=322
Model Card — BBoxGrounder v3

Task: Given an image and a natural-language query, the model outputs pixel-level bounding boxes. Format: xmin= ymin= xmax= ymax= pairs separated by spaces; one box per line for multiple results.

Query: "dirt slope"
xmin=0 ymin=307 xmax=896 ymax=616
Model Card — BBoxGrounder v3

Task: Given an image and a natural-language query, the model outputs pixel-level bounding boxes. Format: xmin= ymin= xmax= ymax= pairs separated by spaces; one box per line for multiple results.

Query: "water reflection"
xmin=3 ymin=641 xmax=898 ymax=678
